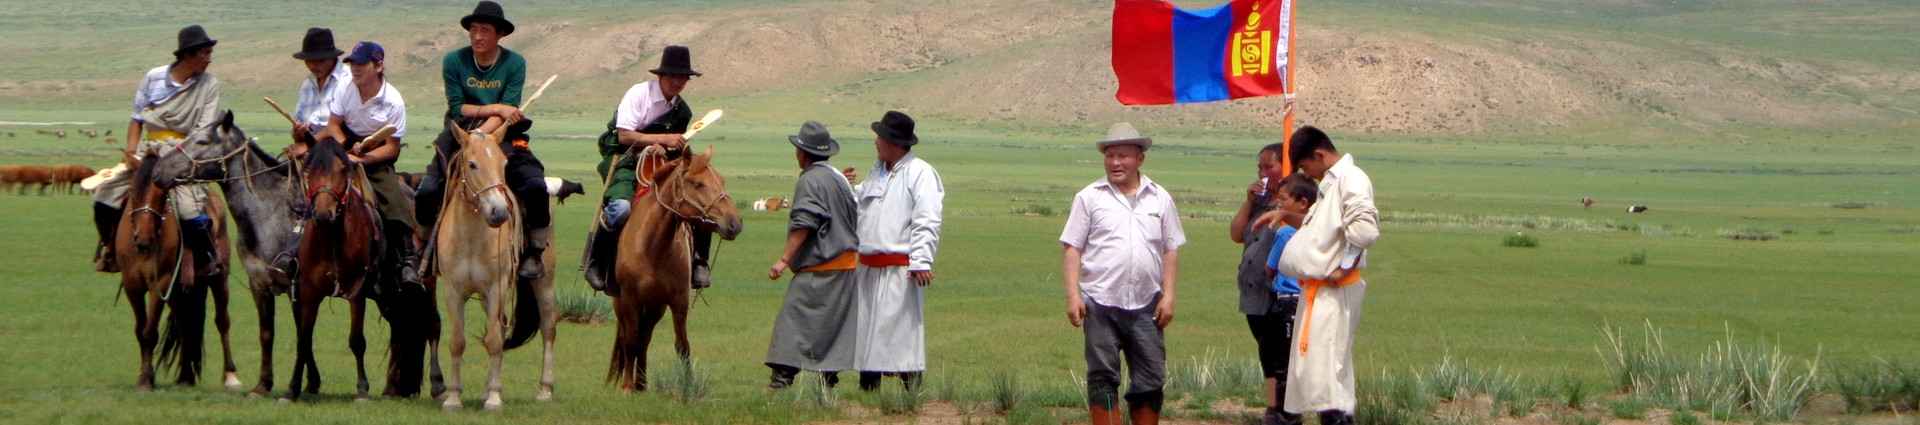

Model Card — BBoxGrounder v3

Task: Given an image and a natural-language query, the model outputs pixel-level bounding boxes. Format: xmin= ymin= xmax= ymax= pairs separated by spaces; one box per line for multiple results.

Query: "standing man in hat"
xmin=317 ymin=41 xmax=423 ymax=291
xmin=91 ymin=24 xmax=225 ymax=276
xmin=583 ymin=45 xmax=711 ymax=293
xmin=850 ymin=110 xmax=943 ymax=391
xmin=1059 ymin=123 xmax=1185 ymax=425
xmin=763 ymin=121 xmax=861 ymax=389
xmin=414 ymin=0 xmax=554 ymax=281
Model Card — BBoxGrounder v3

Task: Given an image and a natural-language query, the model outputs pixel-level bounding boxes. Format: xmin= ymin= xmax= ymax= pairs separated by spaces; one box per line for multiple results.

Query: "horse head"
xmin=656 ymin=146 xmax=743 ymax=240
xmin=156 ymin=110 xmax=251 ymax=188
xmin=450 ymin=121 xmax=513 ymax=227
xmin=126 ymin=154 xmax=169 ymax=252
xmin=302 ymin=138 xmax=353 ymax=223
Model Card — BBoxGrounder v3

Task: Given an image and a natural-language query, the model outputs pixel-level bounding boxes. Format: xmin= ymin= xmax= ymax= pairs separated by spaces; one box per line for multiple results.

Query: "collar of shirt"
xmin=1090 ymin=174 xmax=1160 ymax=200
xmin=296 ymin=65 xmax=352 ymax=132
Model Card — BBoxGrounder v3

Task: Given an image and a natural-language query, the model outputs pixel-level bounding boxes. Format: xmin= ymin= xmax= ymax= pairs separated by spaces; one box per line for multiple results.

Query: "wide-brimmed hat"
xmin=460 ymin=1 xmax=516 ymax=36
xmin=292 ymin=27 xmax=343 ymax=60
xmin=1096 ymin=122 xmax=1153 ymax=151
xmin=649 ymin=45 xmax=701 ymax=77
xmin=174 ymin=25 xmax=218 ymax=57
xmin=789 ymin=121 xmax=840 ymax=158
xmin=343 ymin=41 xmax=385 ymax=64
xmin=870 ymin=110 xmax=918 ymax=147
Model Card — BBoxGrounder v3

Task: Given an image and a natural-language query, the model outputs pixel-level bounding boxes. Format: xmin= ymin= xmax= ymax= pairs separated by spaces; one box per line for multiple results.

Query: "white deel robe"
xmin=1277 ymin=154 xmax=1379 ymax=414
xmin=852 ymin=153 xmax=944 ymax=372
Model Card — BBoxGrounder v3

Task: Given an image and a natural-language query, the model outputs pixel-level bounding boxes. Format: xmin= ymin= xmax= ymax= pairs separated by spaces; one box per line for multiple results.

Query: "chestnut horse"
xmin=281 ymin=138 xmax=383 ymax=401
xmin=431 ymin=122 xmax=557 ymax=410
xmin=607 ymin=146 xmax=743 ymax=391
xmin=115 ymin=153 xmax=239 ymax=391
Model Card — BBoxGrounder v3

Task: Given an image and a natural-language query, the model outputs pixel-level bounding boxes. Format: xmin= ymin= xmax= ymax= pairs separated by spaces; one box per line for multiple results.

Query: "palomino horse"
xmin=116 ymin=153 xmax=239 ymax=391
xmin=608 ymin=146 xmax=743 ymax=391
xmin=155 ymin=111 xmax=438 ymax=398
xmin=282 ymin=138 xmax=382 ymax=401
xmin=432 ymin=122 xmax=557 ymax=410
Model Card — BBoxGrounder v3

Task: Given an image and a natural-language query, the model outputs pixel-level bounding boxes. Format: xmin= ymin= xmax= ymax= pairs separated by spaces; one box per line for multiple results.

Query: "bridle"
xmin=652 ymin=158 xmax=732 ymax=229
xmin=450 ymin=143 xmax=514 ymax=215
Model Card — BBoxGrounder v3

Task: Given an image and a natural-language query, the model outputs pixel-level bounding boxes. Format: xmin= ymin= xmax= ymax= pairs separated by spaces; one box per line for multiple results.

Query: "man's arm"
xmin=1156 ymin=249 xmax=1179 ymax=329
xmin=616 ymin=129 xmax=686 ymax=149
xmin=905 ymin=167 xmax=945 ymax=274
xmin=1063 ymin=245 xmax=1086 ymax=327
xmin=769 ymin=228 xmax=811 ymax=280
xmin=1230 ymin=186 xmax=1258 ymax=244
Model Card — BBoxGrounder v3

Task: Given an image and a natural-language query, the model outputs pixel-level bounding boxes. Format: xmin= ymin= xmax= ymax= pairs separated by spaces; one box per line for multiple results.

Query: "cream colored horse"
xmin=431 ymin=123 xmax=558 ymax=411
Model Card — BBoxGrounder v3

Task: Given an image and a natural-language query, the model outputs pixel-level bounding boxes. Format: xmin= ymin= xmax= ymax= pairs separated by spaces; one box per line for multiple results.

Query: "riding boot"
xmin=858 ymin=372 xmax=884 ymax=392
xmin=1317 ymin=410 xmax=1354 ymax=425
xmin=273 ymin=227 xmax=303 ymax=281
xmin=582 ymin=225 xmax=621 ymax=295
xmin=1088 ymin=404 xmax=1117 ymax=425
xmin=899 ymin=371 xmax=922 ymax=392
xmin=92 ymin=202 xmax=122 ymax=273
xmin=183 ymin=216 xmax=224 ymax=276
xmin=517 ymin=226 xmax=551 ymax=280
xmin=767 ymin=364 xmax=800 ymax=390
xmin=393 ymin=226 xmax=424 ymax=291
xmin=1126 ymin=390 xmax=1165 ymax=425
xmin=1264 ymin=408 xmax=1304 ymax=425
xmin=690 ymin=228 xmax=714 ymax=289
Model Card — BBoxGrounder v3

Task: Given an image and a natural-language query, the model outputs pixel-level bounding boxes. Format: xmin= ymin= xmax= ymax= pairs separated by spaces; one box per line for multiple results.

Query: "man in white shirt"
xmin=91 ymin=24 xmax=224 ymax=275
xmin=851 ymin=111 xmax=944 ymax=391
xmin=319 ymin=41 xmax=421 ymax=289
xmin=286 ymin=27 xmax=350 ymax=159
xmin=583 ymin=45 xmax=703 ymax=293
xmin=1060 ymin=122 xmax=1185 ymax=425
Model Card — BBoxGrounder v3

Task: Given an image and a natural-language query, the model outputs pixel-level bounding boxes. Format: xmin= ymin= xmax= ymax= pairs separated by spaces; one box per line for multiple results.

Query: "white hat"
xmin=1096 ymin=122 xmax=1152 ymax=151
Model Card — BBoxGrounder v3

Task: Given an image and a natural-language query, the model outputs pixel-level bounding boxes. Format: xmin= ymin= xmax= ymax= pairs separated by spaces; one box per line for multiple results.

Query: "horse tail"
xmin=502 ymin=275 xmax=541 ymax=350
xmin=157 ymin=277 xmax=210 ymax=385
xmin=378 ymin=285 xmax=436 ymax=397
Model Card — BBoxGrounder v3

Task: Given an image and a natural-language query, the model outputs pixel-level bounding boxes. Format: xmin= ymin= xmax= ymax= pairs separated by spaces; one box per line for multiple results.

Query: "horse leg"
xmin=249 ymin=287 xmax=276 ymax=397
xmin=427 ymin=279 xmax=447 ymax=400
xmin=288 ymin=297 xmax=322 ymax=399
xmin=633 ymin=304 xmax=666 ymax=392
xmin=211 ymin=275 xmax=241 ymax=391
xmin=128 ymin=287 xmax=155 ymax=391
xmin=440 ymin=287 xmax=467 ymax=410
xmin=670 ymin=300 xmax=691 ymax=360
xmin=481 ymin=287 xmax=506 ymax=411
xmin=536 ymin=278 xmax=558 ymax=402
xmin=349 ymin=296 xmax=371 ymax=401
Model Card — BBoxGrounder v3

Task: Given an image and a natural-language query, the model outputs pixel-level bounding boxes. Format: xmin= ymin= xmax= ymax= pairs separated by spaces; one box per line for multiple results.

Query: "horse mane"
xmin=305 ymin=138 xmax=349 ymax=171
xmin=248 ymin=140 xmax=282 ymax=168
xmin=128 ymin=152 xmax=164 ymax=202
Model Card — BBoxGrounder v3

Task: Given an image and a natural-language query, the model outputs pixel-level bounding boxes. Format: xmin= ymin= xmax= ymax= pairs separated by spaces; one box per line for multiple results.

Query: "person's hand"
xmin=1066 ymin=296 xmax=1087 ymax=328
xmin=1252 ymin=210 xmax=1282 ymax=230
xmin=842 ymin=167 xmax=858 ymax=184
xmin=910 ymin=270 xmax=935 ymax=287
xmin=121 ymin=150 xmax=138 ymax=166
xmin=491 ymin=105 xmax=524 ymax=123
xmin=1153 ymin=296 xmax=1176 ymax=329
xmin=1247 ymin=179 xmax=1264 ymax=201
xmin=1328 ymin=267 xmax=1351 ymax=283
xmin=292 ymin=123 xmax=309 ymax=139
xmin=347 ymin=154 xmax=367 ymax=165
xmin=662 ymin=134 xmax=687 ymax=150
xmin=768 ymin=259 xmax=789 ymax=280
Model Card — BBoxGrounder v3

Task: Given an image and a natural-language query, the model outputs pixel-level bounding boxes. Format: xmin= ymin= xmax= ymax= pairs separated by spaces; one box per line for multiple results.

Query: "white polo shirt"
xmin=1059 ymin=175 xmax=1187 ymax=310
xmin=328 ymin=80 xmax=407 ymax=140
xmin=613 ymin=80 xmax=672 ymax=131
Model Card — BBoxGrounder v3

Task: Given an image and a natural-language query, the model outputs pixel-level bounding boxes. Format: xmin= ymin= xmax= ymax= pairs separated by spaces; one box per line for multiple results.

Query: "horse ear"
xmin=449 ymin=120 xmax=469 ymax=147
xmin=220 ymin=110 xmax=236 ymax=130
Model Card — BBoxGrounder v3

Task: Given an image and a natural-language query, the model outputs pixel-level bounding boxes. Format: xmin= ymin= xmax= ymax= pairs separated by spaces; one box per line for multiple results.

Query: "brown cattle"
xmin=0 ymin=165 xmax=19 ymax=191
xmin=55 ymin=164 xmax=93 ymax=194
xmin=12 ymin=165 xmax=55 ymax=195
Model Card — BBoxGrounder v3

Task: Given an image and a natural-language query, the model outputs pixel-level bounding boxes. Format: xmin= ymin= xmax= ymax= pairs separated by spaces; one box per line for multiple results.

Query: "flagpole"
xmin=1279 ymin=0 xmax=1298 ymax=177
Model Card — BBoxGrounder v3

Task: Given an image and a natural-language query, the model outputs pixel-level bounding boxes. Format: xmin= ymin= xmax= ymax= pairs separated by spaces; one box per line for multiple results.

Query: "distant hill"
xmin=1 ymin=0 xmax=1914 ymax=137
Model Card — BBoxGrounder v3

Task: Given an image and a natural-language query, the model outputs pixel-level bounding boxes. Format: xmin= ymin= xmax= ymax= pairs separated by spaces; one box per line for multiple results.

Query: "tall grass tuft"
xmin=1832 ymin=358 xmax=1920 ymax=414
xmin=874 ymin=382 xmax=924 ymax=415
xmin=1503 ymin=232 xmax=1540 ymax=248
xmin=1598 ymin=321 xmax=1821 ymax=422
xmin=555 ymin=290 xmax=611 ymax=324
xmin=653 ymin=357 xmax=711 ymax=403
xmin=783 ymin=373 xmax=837 ymax=409
xmin=990 ymin=370 xmax=1023 ymax=413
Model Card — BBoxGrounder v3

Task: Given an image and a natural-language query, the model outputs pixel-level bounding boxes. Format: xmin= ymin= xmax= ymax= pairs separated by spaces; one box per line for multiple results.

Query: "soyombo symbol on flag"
xmin=1112 ymin=0 xmax=1292 ymax=105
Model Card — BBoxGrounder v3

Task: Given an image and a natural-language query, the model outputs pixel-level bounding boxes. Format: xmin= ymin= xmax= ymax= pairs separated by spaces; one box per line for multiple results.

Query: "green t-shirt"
xmin=441 ymin=46 xmax=526 ymax=122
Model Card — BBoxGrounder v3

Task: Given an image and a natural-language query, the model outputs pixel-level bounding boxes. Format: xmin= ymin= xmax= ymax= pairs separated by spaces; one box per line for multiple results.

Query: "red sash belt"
xmin=858 ymin=252 xmax=911 ymax=268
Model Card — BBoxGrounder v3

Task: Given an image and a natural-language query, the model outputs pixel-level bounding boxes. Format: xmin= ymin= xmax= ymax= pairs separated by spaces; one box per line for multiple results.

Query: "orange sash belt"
xmin=799 ymin=251 xmax=859 ymax=273
xmin=1298 ymin=269 xmax=1364 ymax=354
xmin=858 ymin=252 xmax=911 ymax=268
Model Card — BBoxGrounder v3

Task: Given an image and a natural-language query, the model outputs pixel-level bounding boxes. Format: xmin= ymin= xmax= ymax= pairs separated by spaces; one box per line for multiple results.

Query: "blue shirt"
xmin=1264 ymin=225 xmax=1303 ymax=295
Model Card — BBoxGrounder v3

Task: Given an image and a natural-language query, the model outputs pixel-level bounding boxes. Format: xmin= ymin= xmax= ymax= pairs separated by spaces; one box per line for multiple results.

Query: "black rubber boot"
xmin=183 ymin=217 xmax=223 ymax=276
xmin=690 ymin=229 xmax=713 ymax=290
xmin=1318 ymin=410 xmax=1354 ymax=425
xmin=767 ymin=364 xmax=799 ymax=390
xmin=858 ymin=372 xmax=884 ymax=392
xmin=517 ymin=226 xmax=550 ymax=280
xmin=582 ymin=226 xmax=621 ymax=294
xmin=92 ymin=202 xmax=122 ymax=273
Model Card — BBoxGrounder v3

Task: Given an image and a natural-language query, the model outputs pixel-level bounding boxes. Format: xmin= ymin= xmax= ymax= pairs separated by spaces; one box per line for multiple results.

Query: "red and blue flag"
xmin=1112 ymin=0 xmax=1292 ymax=105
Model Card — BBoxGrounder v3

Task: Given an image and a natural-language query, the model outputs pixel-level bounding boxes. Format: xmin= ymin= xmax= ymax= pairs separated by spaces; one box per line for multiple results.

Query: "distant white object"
xmin=1627 ymin=205 xmax=1649 ymax=213
xmin=752 ymin=199 xmax=768 ymax=212
xmin=542 ymin=177 xmax=586 ymax=204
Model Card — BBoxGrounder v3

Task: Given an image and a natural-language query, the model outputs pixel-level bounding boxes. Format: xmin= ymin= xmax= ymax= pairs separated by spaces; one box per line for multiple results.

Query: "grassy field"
xmin=1 ymin=106 xmax=1915 ymax=423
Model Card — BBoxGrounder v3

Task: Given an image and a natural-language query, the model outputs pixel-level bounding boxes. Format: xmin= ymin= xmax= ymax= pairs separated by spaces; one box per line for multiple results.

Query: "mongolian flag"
xmin=1112 ymin=0 xmax=1293 ymax=105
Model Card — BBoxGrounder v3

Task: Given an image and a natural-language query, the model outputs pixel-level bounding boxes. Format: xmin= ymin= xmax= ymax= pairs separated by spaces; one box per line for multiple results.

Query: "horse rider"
xmin=583 ymin=44 xmax=712 ymax=293
xmin=91 ymin=24 xmax=225 ymax=278
xmin=412 ymin=1 xmax=553 ymax=281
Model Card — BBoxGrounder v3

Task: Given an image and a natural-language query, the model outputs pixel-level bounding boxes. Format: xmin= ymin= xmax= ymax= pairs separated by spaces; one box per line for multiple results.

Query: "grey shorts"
xmin=1083 ymin=294 xmax=1166 ymax=409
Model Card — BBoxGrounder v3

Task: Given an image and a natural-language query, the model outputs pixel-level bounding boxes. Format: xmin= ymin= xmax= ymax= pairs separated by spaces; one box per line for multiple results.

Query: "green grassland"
xmin=2 ymin=0 xmax=1918 ymax=423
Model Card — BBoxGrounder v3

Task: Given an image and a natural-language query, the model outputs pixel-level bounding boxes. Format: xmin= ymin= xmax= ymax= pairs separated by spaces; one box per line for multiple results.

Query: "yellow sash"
xmin=146 ymin=129 xmax=186 ymax=141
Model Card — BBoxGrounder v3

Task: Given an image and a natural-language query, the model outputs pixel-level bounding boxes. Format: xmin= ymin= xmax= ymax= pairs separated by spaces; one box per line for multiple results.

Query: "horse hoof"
xmin=276 ymin=397 xmax=292 ymax=404
xmin=441 ymin=400 xmax=462 ymax=411
xmin=483 ymin=394 xmax=504 ymax=411
xmin=223 ymin=373 xmax=244 ymax=391
xmin=535 ymin=388 xmax=553 ymax=402
xmin=354 ymin=396 xmax=372 ymax=403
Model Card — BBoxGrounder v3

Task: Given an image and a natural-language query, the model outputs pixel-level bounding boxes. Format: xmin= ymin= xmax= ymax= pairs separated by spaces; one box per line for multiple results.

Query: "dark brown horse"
xmin=608 ymin=146 xmax=743 ymax=391
xmin=115 ymin=153 xmax=239 ymax=390
xmin=283 ymin=138 xmax=382 ymax=401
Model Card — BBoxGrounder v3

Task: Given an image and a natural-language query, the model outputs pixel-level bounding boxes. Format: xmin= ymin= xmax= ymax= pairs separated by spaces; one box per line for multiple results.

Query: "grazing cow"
xmin=764 ymin=196 xmax=786 ymax=212
xmin=55 ymin=130 xmax=66 ymax=139
xmin=1627 ymin=205 xmax=1649 ymax=213
xmin=56 ymin=165 xmax=94 ymax=194
xmin=14 ymin=165 xmax=55 ymax=195
xmin=1581 ymin=196 xmax=1595 ymax=209
xmin=0 ymin=165 xmax=19 ymax=191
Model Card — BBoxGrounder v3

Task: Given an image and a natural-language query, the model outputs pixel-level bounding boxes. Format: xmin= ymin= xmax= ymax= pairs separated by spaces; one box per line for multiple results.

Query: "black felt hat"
xmin=648 ymin=45 xmax=701 ymax=77
xmin=174 ymin=24 xmax=218 ymax=57
xmin=292 ymin=27 xmax=344 ymax=60
xmin=870 ymin=110 xmax=918 ymax=147
xmin=460 ymin=1 xmax=516 ymax=36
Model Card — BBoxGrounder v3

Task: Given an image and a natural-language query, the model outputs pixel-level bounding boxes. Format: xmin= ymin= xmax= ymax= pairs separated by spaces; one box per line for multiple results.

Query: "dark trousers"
xmin=1246 ymin=296 xmax=1299 ymax=380
xmin=768 ymin=363 xmax=840 ymax=389
xmin=415 ymin=126 xmax=550 ymax=234
xmin=1083 ymin=295 xmax=1166 ymax=411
